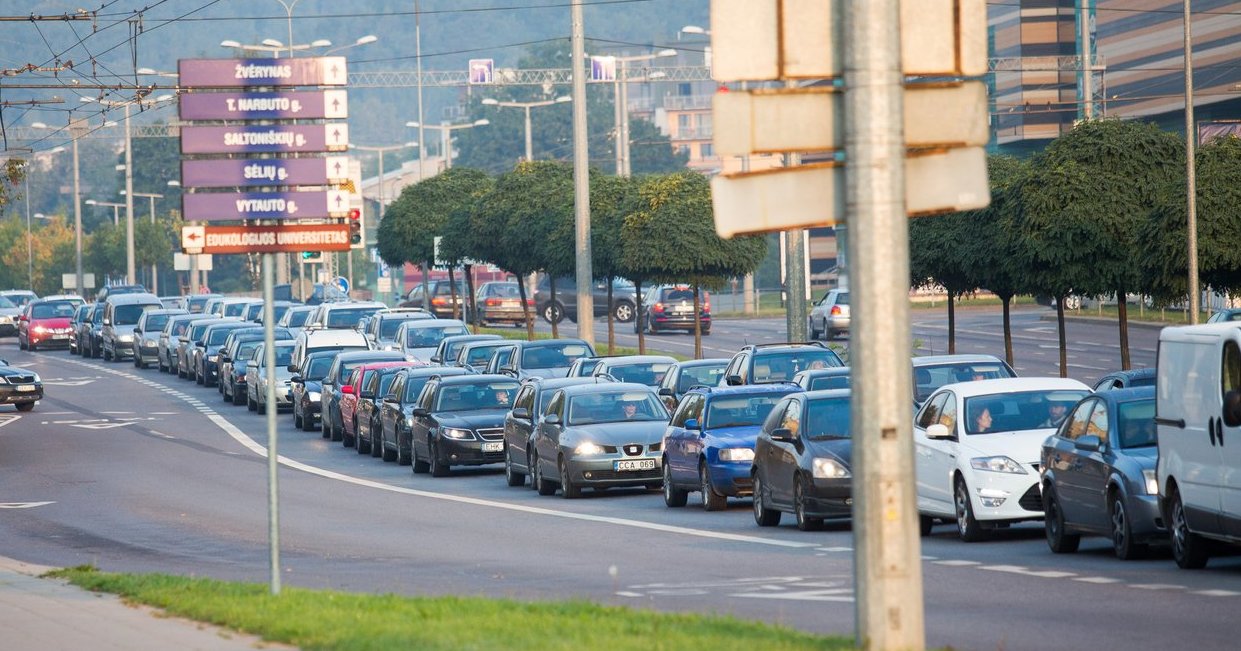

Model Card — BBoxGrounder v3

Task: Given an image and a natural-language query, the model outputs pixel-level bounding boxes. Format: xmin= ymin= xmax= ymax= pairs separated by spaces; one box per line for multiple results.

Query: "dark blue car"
xmin=661 ymin=383 xmax=802 ymax=510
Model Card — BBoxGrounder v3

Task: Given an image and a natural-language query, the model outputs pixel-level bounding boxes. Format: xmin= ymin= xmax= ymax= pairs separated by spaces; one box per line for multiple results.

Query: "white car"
xmin=913 ymin=377 xmax=1089 ymax=542
xmin=394 ymin=319 xmax=470 ymax=363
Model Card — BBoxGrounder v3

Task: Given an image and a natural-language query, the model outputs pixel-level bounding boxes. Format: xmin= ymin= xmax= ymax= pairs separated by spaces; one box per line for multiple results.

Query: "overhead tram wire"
xmin=94 ymin=0 xmax=658 ymax=21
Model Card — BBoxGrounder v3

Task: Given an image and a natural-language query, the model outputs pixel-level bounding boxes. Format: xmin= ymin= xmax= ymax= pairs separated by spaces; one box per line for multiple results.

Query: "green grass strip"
xmin=48 ymin=566 xmax=849 ymax=651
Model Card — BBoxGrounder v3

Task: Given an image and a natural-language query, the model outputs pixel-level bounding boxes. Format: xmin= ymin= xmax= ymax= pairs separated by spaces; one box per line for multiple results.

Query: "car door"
xmin=665 ymin=394 xmax=702 ymax=483
xmin=914 ymin=390 xmax=957 ymax=517
xmin=766 ymin=396 xmax=804 ymax=508
xmin=505 ymin=385 xmax=537 ymax=470
xmin=1219 ymin=339 xmax=1241 ymax=537
xmin=379 ymin=374 xmax=403 ymax=448
xmin=533 ymin=391 xmax=566 ymax=477
xmin=409 ymin=381 xmax=438 ymax=458
xmin=1046 ymin=399 xmax=1097 ymax=526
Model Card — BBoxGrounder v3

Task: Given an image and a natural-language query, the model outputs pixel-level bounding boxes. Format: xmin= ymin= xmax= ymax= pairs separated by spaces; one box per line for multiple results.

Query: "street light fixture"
xmin=326 ymin=34 xmax=378 ymax=55
xmin=680 ymin=25 xmax=709 ymax=35
xmin=596 ymin=49 xmax=677 ymax=176
xmin=84 ymin=199 xmax=124 ymax=226
xmin=121 ymin=190 xmax=166 ymax=293
xmin=403 ymin=120 xmax=490 ymax=169
xmin=480 ymin=96 xmax=571 ymax=162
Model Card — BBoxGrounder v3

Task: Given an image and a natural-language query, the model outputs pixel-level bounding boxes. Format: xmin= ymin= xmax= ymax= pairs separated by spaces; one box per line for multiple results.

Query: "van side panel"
xmin=1157 ymin=338 xmax=1223 ymax=534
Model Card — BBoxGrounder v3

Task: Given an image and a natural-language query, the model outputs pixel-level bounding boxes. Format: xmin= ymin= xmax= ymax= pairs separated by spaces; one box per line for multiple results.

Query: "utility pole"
xmin=784 ymin=78 xmax=809 ymax=342
xmin=570 ymin=0 xmax=594 ymax=345
xmin=846 ymin=1 xmax=925 ymax=648
xmin=1183 ymin=0 xmax=1199 ymax=323
xmin=71 ymin=120 xmax=84 ymax=297
xmin=124 ymin=102 xmax=136 ymax=284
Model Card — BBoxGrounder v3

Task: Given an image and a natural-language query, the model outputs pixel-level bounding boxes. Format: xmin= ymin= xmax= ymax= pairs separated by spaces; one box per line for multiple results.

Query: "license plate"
xmin=16 ymin=385 xmax=36 ymax=392
xmin=501 ymin=300 xmax=519 ymax=308
xmin=481 ymin=441 xmax=503 ymax=453
xmin=615 ymin=459 xmax=656 ymax=472
xmin=53 ymin=334 xmax=69 ymax=339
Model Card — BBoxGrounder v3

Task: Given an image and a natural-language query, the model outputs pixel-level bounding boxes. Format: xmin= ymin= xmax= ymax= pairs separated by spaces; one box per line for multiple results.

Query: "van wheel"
xmin=1043 ymin=486 xmax=1079 ymax=553
xmin=1170 ymin=487 xmax=1210 ymax=569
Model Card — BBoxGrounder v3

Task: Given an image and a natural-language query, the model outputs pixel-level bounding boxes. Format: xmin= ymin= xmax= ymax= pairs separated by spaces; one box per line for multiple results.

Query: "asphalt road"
xmin=0 ymin=311 xmax=1234 ymax=651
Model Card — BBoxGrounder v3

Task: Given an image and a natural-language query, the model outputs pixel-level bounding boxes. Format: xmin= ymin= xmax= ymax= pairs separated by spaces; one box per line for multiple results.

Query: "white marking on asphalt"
xmin=1131 ymin=584 xmax=1185 ymax=591
xmin=980 ymin=565 xmax=1077 ymax=579
xmin=1193 ymin=590 xmax=1241 ymax=597
xmin=0 ymin=502 xmax=55 ymax=509
xmin=1074 ymin=577 xmax=1122 ymax=584
xmin=932 ymin=560 xmax=981 ymax=567
xmin=1067 ymin=364 xmax=1108 ymax=371
xmin=732 ymin=589 xmax=854 ymax=602
xmin=615 ymin=591 xmax=644 ymax=598
xmin=0 ymin=415 xmax=20 ymax=429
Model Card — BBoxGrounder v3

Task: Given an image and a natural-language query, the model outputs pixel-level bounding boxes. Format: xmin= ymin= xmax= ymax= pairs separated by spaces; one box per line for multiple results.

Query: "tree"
xmin=621 ymin=171 xmax=767 ymax=357
xmin=589 ymin=173 xmax=641 ymax=353
xmin=909 ymin=211 xmax=978 ymax=355
xmin=437 ymin=172 xmax=498 ymax=332
xmin=2 ymin=216 xmax=76 ymax=295
xmin=0 ymin=159 xmax=25 ymax=216
xmin=965 ymin=155 xmax=1031 ymax=366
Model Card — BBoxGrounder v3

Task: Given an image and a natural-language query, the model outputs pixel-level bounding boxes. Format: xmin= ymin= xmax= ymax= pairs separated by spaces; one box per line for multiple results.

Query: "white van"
xmin=1156 ymin=323 xmax=1241 ymax=568
xmin=289 ymin=328 xmax=369 ymax=372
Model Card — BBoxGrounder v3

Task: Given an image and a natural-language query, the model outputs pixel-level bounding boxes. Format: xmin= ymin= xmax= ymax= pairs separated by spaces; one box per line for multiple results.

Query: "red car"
xmin=19 ymin=299 xmax=79 ymax=351
xmin=339 ymin=361 xmax=418 ymax=450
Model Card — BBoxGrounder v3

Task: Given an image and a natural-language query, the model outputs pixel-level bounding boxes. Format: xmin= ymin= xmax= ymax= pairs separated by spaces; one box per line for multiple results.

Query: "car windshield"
xmin=963 ymin=390 xmax=1088 ymax=435
xmin=237 ymin=341 xmax=262 ymax=359
xmin=913 ymin=362 xmax=1015 ymax=404
xmin=380 ymin=317 xmax=416 ymax=339
xmin=285 ymin=309 xmax=311 ymax=327
xmin=223 ymin=302 xmax=249 ymax=317
xmin=0 ymin=296 xmax=16 ymax=308
xmin=114 ymin=303 xmax=156 ymax=325
xmin=376 ymin=373 xmax=400 ymax=396
xmin=207 ymin=327 xmax=236 ymax=345
xmin=404 ymin=324 xmax=469 ymax=348
xmin=1117 ymin=399 xmax=1157 ymax=448
xmin=464 ymin=343 xmax=506 ymax=365
xmin=273 ymin=345 xmax=294 ymax=367
xmin=188 ymin=322 xmax=214 ymax=341
xmin=435 ymin=381 xmax=520 ymax=411
xmin=171 ymin=320 xmax=192 ymax=336
xmin=523 ymin=343 xmax=591 ymax=369
xmin=444 ymin=339 xmax=486 ymax=360
xmin=327 ymin=307 xmax=377 ymax=329
xmin=804 ymin=396 xmax=852 ymax=440
xmin=705 ymin=394 xmax=784 ymax=429
xmin=244 ymin=303 xmax=264 ymax=320
xmin=607 ymin=362 xmax=672 ymax=386
xmin=810 ymin=374 xmax=851 ymax=391
xmin=574 ymin=358 xmax=602 ymax=376
xmin=567 ymin=390 xmax=666 ymax=425
xmin=32 ymin=301 xmax=76 ymax=319
xmin=484 ymin=283 xmax=520 ymax=297
xmin=143 ymin=313 xmax=171 ymax=331
xmin=186 ymin=296 xmax=210 ymax=312
xmin=1128 ymin=375 xmax=1156 ymax=388
xmin=678 ymin=363 xmax=727 ymax=393
xmin=405 ymin=377 xmax=432 ymax=402
xmin=752 ymin=350 xmax=842 ymax=383
xmin=663 ymin=288 xmax=695 ymax=301
xmin=305 ymin=356 xmax=334 ymax=380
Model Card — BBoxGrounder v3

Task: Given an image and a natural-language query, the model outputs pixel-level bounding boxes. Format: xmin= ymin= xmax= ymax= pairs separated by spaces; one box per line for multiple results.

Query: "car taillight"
xmin=703 ymin=301 xmax=710 ymax=312
xmin=526 ymin=299 xmax=534 ymax=305
xmin=830 ymin=305 xmax=842 ymax=316
xmin=431 ymin=297 xmax=447 ymax=306
xmin=652 ymin=302 xmax=665 ymax=314
xmin=485 ymin=298 xmax=500 ymax=306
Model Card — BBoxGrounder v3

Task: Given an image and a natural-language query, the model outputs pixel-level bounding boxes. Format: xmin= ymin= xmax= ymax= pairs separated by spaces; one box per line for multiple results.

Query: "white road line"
xmin=1193 ymin=590 xmax=1241 ymax=597
xmin=1130 ymin=584 xmax=1185 ymax=591
xmin=979 ymin=565 xmax=1077 ymax=579
xmin=1074 ymin=577 xmax=1122 ymax=584
xmin=932 ymin=560 xmax=981 ymax=567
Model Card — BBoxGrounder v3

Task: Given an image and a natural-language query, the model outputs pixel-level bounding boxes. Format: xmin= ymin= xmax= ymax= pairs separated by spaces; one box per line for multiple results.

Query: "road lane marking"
xmin=979 ymin=565 xmax=1077 ymax=579
xmin=1074 ymin=577 xmax=1122 ymax=584
xmin=0 ymin=502 xmax=55 ymax=509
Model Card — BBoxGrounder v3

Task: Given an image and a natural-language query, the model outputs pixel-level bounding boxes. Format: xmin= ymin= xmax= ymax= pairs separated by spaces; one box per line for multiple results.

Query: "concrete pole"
xmin=124 ymin=103 xmax=136 ymax=285
xmin=24 ymin=170 xmax=32 ymax=289
xmin=620 ymin=60 xmax=632 ymax=177
xmin=261 ymin=252 xmax=281 ymax=596
xmin=442 ymin=124 xmax=452 ymax=169
xmin=524 ymin=105 xmax=534 ymax=162
xmin=1184 ymin=0 xmax=1199 ymax=323
xmin=1080 ymin=0 xmax=1094 ymax=120
xmin=613 ymin=77 xmax=623 ymax=174
xmin=570 ymin=0 xmax=594 ymax=345
xmin=148 ymin=195 xmax=158 ymax=294
xmin=72 ymin=126 xmax=83 ymax=297
xmin=784 ymin=81 xmax=809 ymax=342
xmin=844 ymin=1 xmax=925 ymax=649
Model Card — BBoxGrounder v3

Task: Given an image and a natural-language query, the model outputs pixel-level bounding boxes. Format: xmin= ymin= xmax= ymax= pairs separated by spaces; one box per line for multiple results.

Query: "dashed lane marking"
xmin=0 ymin=502 xmax=55 ymax=509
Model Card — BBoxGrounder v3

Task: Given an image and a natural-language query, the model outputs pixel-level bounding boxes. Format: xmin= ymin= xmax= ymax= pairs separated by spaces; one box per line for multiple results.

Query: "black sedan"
xmin=1041 ymin=386 xmax=1162 ymax=560
xmin=376 ymin=366 xmax=472 ymax=465
xmin=409 ymin=374 xmax=520 ymax=476
xmin=0 ymin=360 xmax=41 ymax=411
xmin=291 ymin=351 xmax=342 ymax=431
xmin=752 ymin=389 xmax=853 ymax=531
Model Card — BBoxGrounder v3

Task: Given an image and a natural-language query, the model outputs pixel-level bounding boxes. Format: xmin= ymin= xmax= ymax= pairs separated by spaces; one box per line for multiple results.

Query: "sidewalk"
xmin=0 ymin=555 xmax=287 ymax=651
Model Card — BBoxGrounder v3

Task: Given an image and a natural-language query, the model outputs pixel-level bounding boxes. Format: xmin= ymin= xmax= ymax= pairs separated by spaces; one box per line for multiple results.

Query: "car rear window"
xmin=404 ymin=324 xmax=470 ymax=347
xmin=523 ymin=343 xmax=591 ymax=369
xmin=114 ymin=303 xmax=158 ymax=326
xmin=706 ymin=394 xmax=784 ymax=429
xmin=913 ymin=362 xmax=1015 ymax=403
xmin=32 ymin=301 xmax=76 ymax=319
xmin=679 ymin=363 xmax=727 ymax=393
xmin=752 ymin=349 xmax=843 ymax=383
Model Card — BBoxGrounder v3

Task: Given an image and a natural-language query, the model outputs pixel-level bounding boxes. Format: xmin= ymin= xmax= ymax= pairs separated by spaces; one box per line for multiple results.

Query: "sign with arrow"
xmin=178 ymin=57 xmax=348 ymax=87
xmin=182 ymin=225 xmax=205 ymax=251
xmin=179 ymin=89 xmax=347 ymax=120
xmin=182 ymin=223 xmax=353 ymax=254
xmin=183 ymin=190 xmax=350 ymax=221
xmin=181 ymin=156 xmax=349 ymax=188
xmin=180 ymin=124 xmax=349 ymax=154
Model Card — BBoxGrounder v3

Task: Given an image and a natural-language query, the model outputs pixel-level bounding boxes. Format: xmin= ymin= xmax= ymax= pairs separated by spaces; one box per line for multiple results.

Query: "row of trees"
xmin=378 ymin=163 xmax=767 ymax=357
xmin=910 ymin=119 xmax=1223 ymax=377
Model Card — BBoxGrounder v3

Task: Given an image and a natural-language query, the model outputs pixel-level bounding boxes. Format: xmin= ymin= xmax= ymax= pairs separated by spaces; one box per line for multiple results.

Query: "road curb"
xmin=1039 ymin=313 xmax=1167 ymax=331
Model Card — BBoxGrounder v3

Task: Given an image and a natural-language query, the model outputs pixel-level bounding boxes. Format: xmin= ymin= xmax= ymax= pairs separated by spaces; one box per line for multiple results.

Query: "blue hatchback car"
xmin=661 ymin=383 xmax=803 ymax=510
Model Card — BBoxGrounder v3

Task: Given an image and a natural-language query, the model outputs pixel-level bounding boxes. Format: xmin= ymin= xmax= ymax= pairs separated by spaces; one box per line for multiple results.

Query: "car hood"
xmin=32 ymin=317 xmax=72 ymax=329
xmin=405 ymin=346 xmax=436 ymax=362
xmin=1120 ymin=445 xmax=1157 ymax=468
xmin=521 ymin=366 xmax=570 ymax=380
xmin=0 ymin=307 xmax=21 ymax=318
xmin=703 ymin=424 xmax=764 ymax=448
xmin=805 ymin=437 xmax=853 ymax=466
xmin=961 ymin=428 xmax=1056 ymax=464
xmin=111 ymin=324 xmax=138 ymax=336
xmin=436 ymin=409 xmax=509 ymax=430
xmin=0 ymin=366 xmax=38 ymax=381
xmin=565 ymin=420 xmax=667 ymax=444
xmin=300 ymin=379 xmax=323 ymax=392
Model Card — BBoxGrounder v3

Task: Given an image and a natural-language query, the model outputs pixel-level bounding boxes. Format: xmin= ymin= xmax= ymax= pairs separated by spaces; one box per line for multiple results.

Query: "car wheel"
xmin=808 ymin=318 xmax=822 ymax=340
xmin=293 ymin=407 xmax=303 ymax=428
xmin=559 ymin=457 xmax=580 ymax=499
xmin=700 ymin=462 xmax=727 ymax=512
xmin=541 ymin=303 xmax=564 ymax=324
xmin=824 ymin=329 xmax=835 ymax=342
xmin=504 ymin=449 xmax=526 ymax=487
xmin=103 ymin=346 xmax=113 ymax=362
xmin=234 ymin=387 xmax=247 ymax=407
xmin=397 ymin=431 xmax=411 ymax=465
xmin=919 ymin=515 xmax=935 ymax=537
xmin=196 ymin=366 xmax=205 ymax=385
xmin=18 ymin=337 xmax=26 ymax=351
xmin=382 ymin=427 xmax=398 ymax=463
xmin=428 ymin=439 xmax=449 ymax=477
xmin=794 ymin=478 xmax=824 ymax=531
xmin=648 ymin=318 xmax=659 ymax=335
xmin=329 ymin=414 xmax=343 ymax=442
xmin=1110 ymin=493 xmax=1146 ymax=560
xmin=752 ymin=475 xmax=781 ymax=527
xmin=701 ymin=327 xmax=710 ymax=336
xmin=613 ymin=301 xmax=635 ymax=323
xmin=355 ymin=421 xmax=369 ymax=455
xmin=369 ymin=420 xmax=383 ymax=458
xmin=223 ymin=385 xmax=233 ymax=403
xmin=28 ymin=341 xmax=37 ymax=352
xmin=247 ymin=393 xmax=257 ymax=411
xmin=533 ymin=453 xmax=557 ymax=496
xmin=343 ymin=419 xmax=356 ymax=448
xmin=1042 ymin=485 xmax=1079 ymax=553
xmin=1170 ymin=487 xmax=1210 ymax=569
xmin=663 ymin=462 xmax=688 ymax=507
xmin=257 ymin=397 xmax=267 ymax=414
xmin=16 ymin=402 xmax=34 ymax=412
xmin=411 ymin=438 xmax=429 ymax=473
xmin=954 ymin=477 xmax=986 ymax=543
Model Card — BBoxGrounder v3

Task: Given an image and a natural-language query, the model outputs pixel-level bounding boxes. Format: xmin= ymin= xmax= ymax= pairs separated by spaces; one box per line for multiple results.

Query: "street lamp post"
xmin=596 ymin=49 xmax=676 ymax=176
xmin=346 ymin=142 xmax=417 ymax=299
xmin=21 ymin=147 xmax=65 ymax=289
xmin=85 ymin=200 xmax=124 ymax=226
xmin=480 ymin=97 xmax=571 ymax=162
xmin=404 ymin=119 xmax=490 ymax=170
xmin=123 ymin=190 xmax=164 ymax=293
xmin=30 ymin=121 xmax=85 ymax=296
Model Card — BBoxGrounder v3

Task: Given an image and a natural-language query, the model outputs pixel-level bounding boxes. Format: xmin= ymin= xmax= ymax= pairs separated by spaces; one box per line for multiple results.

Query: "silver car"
xmin=808 ymin=289 xmax=850 ymax=341
xmin=246 ymin=341 xmax=296 ymax=414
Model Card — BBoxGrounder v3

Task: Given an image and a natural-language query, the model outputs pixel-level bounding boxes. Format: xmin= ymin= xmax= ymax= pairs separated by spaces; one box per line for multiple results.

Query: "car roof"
xmin=142 ymin=308 xmax=188 ymax=316
xmin=793 ymin=367 xmax=851 ymax=378
xmin=441 ymin=334 xmax=502 ymax=343
xmin=334 ymin=350 xmax=403 ymax=362
xmin=435 ymin=373 xmax=520 ymax=386
xmin=674 ymin=358 xmax=730 ymax=368
xmin=597 ymin=355 xmax=677 ymax=365
xmin=936 ymin=377 xmax=1089 ymax=397
xmin=523 ymin=376 xmax=602 ymax=390
xmin=354 ymin=361 xmax=417 ymax=373
xmin=803 ymin=388 xmax=852 ymax=400
xmin=1099 ymin=367 xmax=1155 ymax=380
xmin=1096 ymin=385 xmax=1156 ymax=403
xmin=750 ymin=343 xmax=831 ymax=354
xmin=555 ymin=381 xmax=653 ymax=396
xmin=404 ymin=319 xmax=467 ymax=328
xmin=399 ymin=366 xmax=471 ymax=379
xmin=690 ymin=383 xmax=802 ymax=399
xmin=913 ymin=354 xmax=1008 ymax=367
xmin=104 ymin=292 xmax=161 ymax=305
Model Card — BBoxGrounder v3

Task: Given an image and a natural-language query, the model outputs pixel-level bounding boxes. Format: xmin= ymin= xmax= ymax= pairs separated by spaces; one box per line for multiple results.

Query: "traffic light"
xmin=347 ymin=208 xmax=363 ymax=248
xmin=301 ymin=251 xmax=323 ymax=263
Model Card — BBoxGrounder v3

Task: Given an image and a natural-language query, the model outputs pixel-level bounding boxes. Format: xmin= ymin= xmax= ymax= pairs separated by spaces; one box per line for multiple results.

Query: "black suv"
xmin=721 ymin=343 xmax=845 ymax=386
xmin=400 ymin=280 xmax=472 ymax=319
xmin=635 ymin=285 xmax=711 ymax=335
xmin=534 ymin=276 xmax=637 ymax=325
xmin=408 ymin=374 xmax=522 ymax=476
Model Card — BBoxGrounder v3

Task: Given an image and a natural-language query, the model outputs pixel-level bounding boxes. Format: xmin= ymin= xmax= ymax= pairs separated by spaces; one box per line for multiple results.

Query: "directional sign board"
xmin=182 ymin=225 xmax=205 ymax=250
xmin=180 ymin=124 xmax=348 ymax=154
xmin=183 ymin=190 xmax=351 ymax=221
xmin=182 ymin=223 xmax=352 ymax=254
xmin=181 ymin=156 xmax=350 ymax=188
xmin=179 ymin=90 xmax=347 ymax=120
xmin=178 ymin=57 xmax=347 ymax=87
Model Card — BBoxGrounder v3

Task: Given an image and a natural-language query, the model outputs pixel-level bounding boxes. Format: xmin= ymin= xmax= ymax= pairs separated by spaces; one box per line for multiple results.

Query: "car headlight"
xmin=718 ymin=447 xmax=755 ymax=462
xmin=119 ymin=334 xmax=133 ymax=343
xmin=207 ymin=355 xmax=218 ymax=363
xmin=812 ymin=457 xmax=851 ymax=479
xmin=30 ymin=373 xmax=40 ymax=383
xmin=1143 ymin=468 xmax=1158 ymax=495
xmin=0 ymin=376 xmax=10 ymax=385
xmin=970 ymin=456 xmax=1028 ymax=474
xmin=441 ymin=427 xmax=473 ymax=440
xmin=575 ymin=441 xmax=606 ymax=456
xmin=32 ymin=325 xmax=46 ymax=334
xmin=308 ymin=391 xmax=321 ymax=402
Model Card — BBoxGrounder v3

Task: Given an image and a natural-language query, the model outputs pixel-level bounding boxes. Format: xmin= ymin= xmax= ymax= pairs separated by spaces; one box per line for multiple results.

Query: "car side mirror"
xmin=132 ymin=327 xmax=140 ymax=335
xmin=197 ymin=341 xmax=206 ymax=348
xmin=290 ymin=375 xmax=303 ymax=383
xmin=726 ymin=374 xmax=743 ymax=386
xmin=341 ymin=385 xmax=355 ymax=395
xmin=1225 ymin=389 xmax=1241 ymax=428
xmin=411 ymin=407 xmax=429 ymax=417
xmin=926 ymin=423 xmax=952 ymax=439
xmin=684 ymin=418 xmax=700 ymax=430
xmin=286 ymin=364 xmax=298 ymax=373
xmin=1074 ymin=434 xmax=1103 ymax=452
xmin=543 ymin=413 xmax=562 ymax=426
xmin=658 ymin=387 xmax=674 ymax=397
xmin=102 ymin=318 xmax=111 ymax=326
xmin=431 ymin=355 xmax=442 ymax=364
xmin=769 ymin=427 xmax=793 ymax=442
xmin=511 ymin=407 xmax=531 ymax=421
xmin=218 ymin=352 xmax=230 ymax=362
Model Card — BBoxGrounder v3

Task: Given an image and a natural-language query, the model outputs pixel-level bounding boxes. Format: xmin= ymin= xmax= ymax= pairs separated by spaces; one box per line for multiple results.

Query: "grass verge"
xmin=48 ymin=566 xmax=850 ymax=651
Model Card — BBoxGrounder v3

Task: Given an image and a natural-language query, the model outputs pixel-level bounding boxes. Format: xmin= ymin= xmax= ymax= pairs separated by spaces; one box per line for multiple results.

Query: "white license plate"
xmin=615 ymin=459 xmax=656 ymax=472
xmin=53 ymin=334 xmax=69 ymax=339
xmin=501 ymin=300 xmax=519 ymax=308
xmin=16 ymin=385 xmax=36 ymax=392
xmin=481 ymin=441 xmax=503 ymax=453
